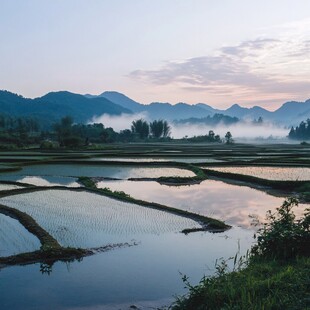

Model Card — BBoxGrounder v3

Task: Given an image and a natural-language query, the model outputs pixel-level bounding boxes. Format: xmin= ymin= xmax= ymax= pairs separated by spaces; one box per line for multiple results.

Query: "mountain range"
xmin=97 ymin=91 xmax=310 ymax=126
xmin=0 ymin=90 xmax=309 ymax=128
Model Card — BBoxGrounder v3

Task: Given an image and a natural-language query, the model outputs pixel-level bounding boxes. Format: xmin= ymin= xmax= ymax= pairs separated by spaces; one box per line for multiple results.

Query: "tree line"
xmin=288 ymin=119 xmax=310 ymax=140
xmin=51 ymin=117 xmax=172 ymax=147
xmin=0 ymin=114 xmax=233 ymax=149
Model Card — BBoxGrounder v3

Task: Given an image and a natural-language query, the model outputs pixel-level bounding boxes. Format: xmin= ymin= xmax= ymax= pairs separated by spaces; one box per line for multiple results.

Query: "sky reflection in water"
xmin=98 ymin=179 xmax=306 ymax=228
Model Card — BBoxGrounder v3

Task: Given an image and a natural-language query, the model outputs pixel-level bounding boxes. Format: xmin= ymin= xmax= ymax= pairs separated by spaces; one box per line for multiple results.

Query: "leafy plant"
xmin=252 ymin=197 xmax=310 ymax=259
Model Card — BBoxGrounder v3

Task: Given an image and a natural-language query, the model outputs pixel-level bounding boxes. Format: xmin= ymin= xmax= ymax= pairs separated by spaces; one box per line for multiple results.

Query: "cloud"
xmin=130 ymin=37 xmax=310 ymax=105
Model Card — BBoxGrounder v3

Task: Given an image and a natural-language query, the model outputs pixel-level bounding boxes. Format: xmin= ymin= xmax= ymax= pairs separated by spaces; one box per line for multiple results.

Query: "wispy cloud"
xmin=130 ymin=36 xmax=310 ymax=106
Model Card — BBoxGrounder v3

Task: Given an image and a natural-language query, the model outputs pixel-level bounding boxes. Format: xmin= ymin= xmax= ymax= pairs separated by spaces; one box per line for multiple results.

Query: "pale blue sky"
xmin=0 ymin=0 xmax=309 ymax=109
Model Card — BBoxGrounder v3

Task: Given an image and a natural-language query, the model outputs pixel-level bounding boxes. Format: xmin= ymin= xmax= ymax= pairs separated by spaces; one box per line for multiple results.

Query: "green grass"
xmin=171 ymin=257 xmax=310 ymax=310
xmin=170 ymin=198 xmax=310 ymax=310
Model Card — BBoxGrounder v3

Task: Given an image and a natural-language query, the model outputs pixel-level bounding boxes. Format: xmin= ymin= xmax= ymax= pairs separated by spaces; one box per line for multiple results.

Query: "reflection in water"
xmin=87 ymin=157 xmax=223 ymax=163
xmin=0 ymin=164 xmax=195 ymax=179
xmin=40 ymin=263 xmax=53 ymax=275
xmin=0 ymin=184 xmax=22 ymax=191
xmin=207 ymin=166 xmax=310 ymax=181
xmin=17 ymin=176 xmax=80 ymax=187
xmin=0 ymin=190 xmax=201 ymax=248
xmin=1 ymin=165 xmax=303 ymax=309
xmin=0 ymin=214 xmax=41 ymax=256
xmin=98 ymin=179 xmax=307 ymax=228
xmin=0 ymin=227 xmax=253 ymax=310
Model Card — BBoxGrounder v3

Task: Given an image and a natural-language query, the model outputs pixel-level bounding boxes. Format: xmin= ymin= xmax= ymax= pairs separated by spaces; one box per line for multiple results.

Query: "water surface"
xmin=97 ymin=179 xmax=301 ymax=228
xmin=0 ymin=213 xmax=41 ymax=257
xmin=0 ymin=226 xmax=253 ymax=309
xmin=207 ymin=166 xmax=310 ymax=181
xmin=0 ymin=164 xmax=195 ymax=179
xmin=0 ymin=189 xmax=201 ymax=248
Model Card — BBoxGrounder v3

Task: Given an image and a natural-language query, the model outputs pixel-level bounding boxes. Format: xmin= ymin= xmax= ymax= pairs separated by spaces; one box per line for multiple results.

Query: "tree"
xmin=225 ymin=131 xmax=233 ymax=144
xmin=150 ymin=120 xmax=164 ymax=138
xmin=131 ymin=119 xmax=149 ymax=139
xmin=288 ymin=127 xmax=296 ymax=139
xmin=53 ymin=116 xmax=74 ymax=146
xmin=162 ymin=120 xmax=171 ymax=138
xmin=208 ymin=130 xmax=215 ymax=140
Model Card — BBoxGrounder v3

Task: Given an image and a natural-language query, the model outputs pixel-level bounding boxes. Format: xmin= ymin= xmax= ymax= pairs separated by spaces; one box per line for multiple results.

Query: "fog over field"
xmin=91 ymin=112 xmax=150 ymax=132
xmin=171 ymin=122 xmax=289 ymax=140
xmin=91 ymin=112 xmax=289 ymax=141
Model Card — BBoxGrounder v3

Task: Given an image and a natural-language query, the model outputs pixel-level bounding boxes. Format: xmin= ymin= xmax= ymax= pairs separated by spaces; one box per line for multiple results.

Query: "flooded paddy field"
xmin=0 ymin=143 xmax=309 ymax=309
xmin=0 ymin=213 xmax=41 ymax=257
xmin=206 ymin=166 xmax=310 ymax=181
xmin=97 ymin=179 xmax=307 ymax=228
xmin=0 ymin=164 xmax=195 ymax=180
xmin=0 ymin=189 xmax=201 ymax=248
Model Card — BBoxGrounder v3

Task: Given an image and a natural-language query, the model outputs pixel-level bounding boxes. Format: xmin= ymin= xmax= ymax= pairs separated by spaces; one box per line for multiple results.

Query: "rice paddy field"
xmin=0 ymin=213 xmax=41 ymax=257
xmin=207 ymin=166 xmax=310 ymax=181
xmin=0 ymin=142 xmax=309 ymax=309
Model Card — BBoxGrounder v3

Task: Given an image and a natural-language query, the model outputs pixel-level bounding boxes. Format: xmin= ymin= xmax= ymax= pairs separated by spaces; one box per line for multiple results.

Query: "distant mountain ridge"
xmin=0 ymin=89 xmax=309 ymax=128
xmin=0 ymin=90 xmax=130 ymax=128
xmin=98 ymin=91 xmax=310 ymax=125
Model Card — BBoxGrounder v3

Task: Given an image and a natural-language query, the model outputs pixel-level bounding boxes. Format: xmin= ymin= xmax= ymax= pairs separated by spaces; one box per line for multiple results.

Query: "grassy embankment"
xmin=170 ymin=198 xmax=310 ymax=310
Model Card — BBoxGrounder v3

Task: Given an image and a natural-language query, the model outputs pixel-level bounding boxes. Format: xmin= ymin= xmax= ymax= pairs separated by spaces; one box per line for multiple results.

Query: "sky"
xmin=0 ymin=0 xmax=309 ymax=110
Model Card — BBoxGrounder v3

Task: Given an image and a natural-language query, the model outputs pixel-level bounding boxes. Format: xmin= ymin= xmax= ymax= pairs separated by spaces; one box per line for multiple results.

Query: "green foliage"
xmin=252 ymin=197 xmax=310 ymax=259
xmin=172 ymin=257 xmax=310 ymax=310
xmin=40 ymin=140 xmax=58 ymax=149
xmin=150 ymin=120 xmax=171 ymax=138
xmin=78 ymin=176 xmax=97 ymax=189
xmin=131 ymin=119 xmax=150 ymax=139
xmin=183 ymin=130 xmax=222 ymax=143
xmin=171 ymin=198 xmax=310 ymax=310
xmin=289 ymin=118 xmax=310 ymax=140
xmin=225 ymin=131 xmax=233 ymax=144
xmin=175 ymin=113 xmax=239 ymax=126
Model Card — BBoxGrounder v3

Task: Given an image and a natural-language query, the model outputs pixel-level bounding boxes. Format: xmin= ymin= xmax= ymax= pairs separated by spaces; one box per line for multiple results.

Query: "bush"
xmin=40 ymin=140 xmax=58 ymax=149
xmin=171 ymin=198 xmax=310 ymax=310
xmin=252 ymin=197 xmax=310 ymax=259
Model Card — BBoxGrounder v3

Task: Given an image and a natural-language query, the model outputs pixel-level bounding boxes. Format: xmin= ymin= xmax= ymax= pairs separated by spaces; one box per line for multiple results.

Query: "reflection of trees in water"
xmin=40 ymin=263 xmax=53 ymax=275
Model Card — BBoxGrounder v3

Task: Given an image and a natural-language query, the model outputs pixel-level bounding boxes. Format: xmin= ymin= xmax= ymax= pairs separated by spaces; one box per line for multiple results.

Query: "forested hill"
xmin=1 ymin=90 xmax=310 ymax=128
xmin=0 ymin=90 xmax=131 ymax=128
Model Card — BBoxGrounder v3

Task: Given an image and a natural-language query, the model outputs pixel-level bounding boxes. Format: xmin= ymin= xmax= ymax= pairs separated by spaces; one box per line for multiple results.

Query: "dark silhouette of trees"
xmin=131 ymin=119 xmax=149 ymax=139
xmin=162 ymin=120 xmax=171 ymax=138
xmin=225 ymin=131 xmax=233 ymax=144
xmin=175 ymin=113 xmax=239 ymax=126
xmin=288 ymin=119 xmax=310 ymax=140
xmin=253 ymin=116 xmax=263 ymax=125
xmin=53 ymin=116 xmax=74 ymax=146
xmin=150 ymin=120 xmax=171 ymax=138
xmin=183 ymin=130 xmax=222 ymax=143
xmin=0 ymin=114 xmax=41 ymax=147
xmin=150 ymin=120 xmax=164 ymax=138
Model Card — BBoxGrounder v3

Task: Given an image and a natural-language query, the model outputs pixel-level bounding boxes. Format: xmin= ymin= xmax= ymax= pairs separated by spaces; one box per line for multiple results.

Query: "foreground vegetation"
xmin=170 ymin=198 xmax=310 ymax=310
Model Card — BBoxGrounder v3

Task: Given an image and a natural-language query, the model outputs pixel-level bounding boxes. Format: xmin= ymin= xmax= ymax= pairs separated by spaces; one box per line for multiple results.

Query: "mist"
xmin=90 ymin=113 xmax=289 ymax=142
xmin=90 ymin=112 xmax=149 ymax=131
xmin=171 ymin=121 xmax=289 ymax=141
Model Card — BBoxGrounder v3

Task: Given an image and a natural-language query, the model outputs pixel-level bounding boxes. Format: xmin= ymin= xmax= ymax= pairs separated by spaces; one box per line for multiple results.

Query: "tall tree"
xmin=225 ymin=131 xmax=233 ymax=144
xmin=131 ymin=119 xmax=149 ymax=139
xmin=150 ymin=120 xmax=164 ymax=138
xmin=162 ymin=120 xmax=171 ymax=138
xmin=53 ymin=116 xmax=74 ymax=146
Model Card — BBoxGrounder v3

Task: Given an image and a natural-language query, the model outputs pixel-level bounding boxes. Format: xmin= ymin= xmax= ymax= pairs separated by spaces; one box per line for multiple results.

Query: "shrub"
xmin=251 ymin=197 xmax=310 ymax=259
xmin=40 ymin=140 xmax=58 ymax=149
